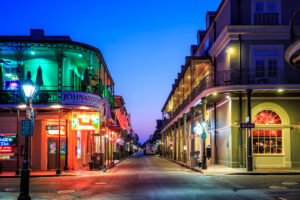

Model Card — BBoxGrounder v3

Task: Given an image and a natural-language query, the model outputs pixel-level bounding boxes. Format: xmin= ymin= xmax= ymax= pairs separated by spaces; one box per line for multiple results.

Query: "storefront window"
xmin=77 ymin=131 xmax=81 ymax=159
xmin=252 ymin=110 xmax=282 ymax=154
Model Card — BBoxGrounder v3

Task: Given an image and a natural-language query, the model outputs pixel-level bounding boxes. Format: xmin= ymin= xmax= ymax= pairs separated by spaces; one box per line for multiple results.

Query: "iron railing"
xmin=254 ymin=13 xmax=279 ymax=25
xmin=0 ymin=87 xmax=103 ymax=105
xmin=162 ymin=67 xmax=300 ymax=129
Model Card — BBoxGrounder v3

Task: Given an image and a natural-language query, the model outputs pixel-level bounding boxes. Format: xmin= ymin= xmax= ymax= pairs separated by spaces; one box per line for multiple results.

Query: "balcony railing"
xmin=0 ymin=86 xmax=103 ymax=105
xmin=162 ymin=67 xmax=300 ymax=129
xmin=254 ymin=13 xmax=279 ymax=25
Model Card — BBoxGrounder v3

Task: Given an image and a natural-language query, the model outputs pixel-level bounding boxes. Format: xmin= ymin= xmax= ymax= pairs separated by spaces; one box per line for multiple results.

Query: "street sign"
xmin=21 ymin=120 xmax=34 ymax=136
xmin=46 ymin=125 xmax=60 ymax=130
xmin=202 ymin=132 xmax=207 ymax=139
xmin=240 ymin=123 xmax=255 ymax=129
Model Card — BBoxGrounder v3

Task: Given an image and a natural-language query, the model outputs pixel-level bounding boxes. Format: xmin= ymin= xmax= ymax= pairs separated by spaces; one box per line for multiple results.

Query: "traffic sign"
xmin=21 ymin=120 xmax=34 ymax=136
xmin=240 ymin=123 xmax=255 ymax=128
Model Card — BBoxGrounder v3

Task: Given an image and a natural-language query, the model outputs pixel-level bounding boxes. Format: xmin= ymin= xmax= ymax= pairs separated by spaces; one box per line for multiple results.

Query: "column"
xmin=190 ymin=107 xmax=195 ymax=167
xmin=246 ymin=89 xmax=253 ymax=171
xmin=183 ymin=113 xmax=187 ymax=163
xmin=202 ymin=97 xmax=207 ymax=169
xmin=178 ymin=119 xmax=182 ymax=161
xmin=173 ymin=124 xmax=176 ymax=160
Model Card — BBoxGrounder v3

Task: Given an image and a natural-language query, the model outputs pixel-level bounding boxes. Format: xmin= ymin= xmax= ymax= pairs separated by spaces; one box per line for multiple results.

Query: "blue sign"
xmin=21 ymin=120 xmax=34 ymax=136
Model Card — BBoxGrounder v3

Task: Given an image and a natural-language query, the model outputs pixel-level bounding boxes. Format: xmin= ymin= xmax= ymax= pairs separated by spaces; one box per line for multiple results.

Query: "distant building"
xmin=161 ymin=0 xmax=300 ymax=170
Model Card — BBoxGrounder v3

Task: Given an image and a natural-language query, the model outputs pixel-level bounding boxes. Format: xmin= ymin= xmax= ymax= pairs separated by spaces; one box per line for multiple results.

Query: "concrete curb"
xmin=160 ymin=156 xmax=203 ymax=173
xmin=229 ymin=172 xmax=300 ymax=175
xmin=160 ymin=156 xmax=300 ymax=176
xmin=0 ymin=158 xmax=127 ymax=178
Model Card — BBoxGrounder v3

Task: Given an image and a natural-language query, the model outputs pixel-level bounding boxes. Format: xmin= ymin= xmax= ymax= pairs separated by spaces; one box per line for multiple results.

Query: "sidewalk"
xmin=162 ymin=156 xmax=300 ymax=175
xmin=0 ymin=160 xmax=122 ymax=178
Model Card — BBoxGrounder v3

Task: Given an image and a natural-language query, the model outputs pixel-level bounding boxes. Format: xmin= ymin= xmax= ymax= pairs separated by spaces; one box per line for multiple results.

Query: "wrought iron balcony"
xmin=254 ymin=13 xmax=279 ymax=25
xmin=162 ymin=67 xmax=300 ymax=129
xmin=0 ymin=87 xmax=103 ymax=105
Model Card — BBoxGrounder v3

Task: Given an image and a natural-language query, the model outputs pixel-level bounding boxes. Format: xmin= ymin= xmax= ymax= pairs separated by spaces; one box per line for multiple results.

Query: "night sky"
xmin=1 ymin=0 xmax=221 ymax=143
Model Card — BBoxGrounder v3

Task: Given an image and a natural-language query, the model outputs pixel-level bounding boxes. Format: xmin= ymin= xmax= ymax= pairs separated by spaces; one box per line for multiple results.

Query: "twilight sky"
xmin=1 ymin=0 xmax=221 ymax=143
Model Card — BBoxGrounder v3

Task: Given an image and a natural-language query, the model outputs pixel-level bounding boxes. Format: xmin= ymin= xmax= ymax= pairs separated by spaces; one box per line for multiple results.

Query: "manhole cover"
xmin=4 ymin=188 xmax=17 ymax=192
xmin=57 ymin=190 xmax=75 ymax=194
xmin=94 ymin=182 xmax=107 ymax=185
xmin=281 ymin=182 xmax=298 ymax=185
xmin=269 ymin=186 xmax=287 ymax=190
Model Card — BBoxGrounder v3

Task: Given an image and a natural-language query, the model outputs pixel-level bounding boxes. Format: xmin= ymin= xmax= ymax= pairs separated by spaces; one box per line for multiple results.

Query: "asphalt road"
xmin=1 ymin=153 xmax=300 ymax=200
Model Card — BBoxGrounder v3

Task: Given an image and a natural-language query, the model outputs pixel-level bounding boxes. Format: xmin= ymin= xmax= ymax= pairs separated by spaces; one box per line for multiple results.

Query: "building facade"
xmin=0 ymin=29 xmax=128 ymax=171
xmin=161 ymin=0 xmax=300 ymax=170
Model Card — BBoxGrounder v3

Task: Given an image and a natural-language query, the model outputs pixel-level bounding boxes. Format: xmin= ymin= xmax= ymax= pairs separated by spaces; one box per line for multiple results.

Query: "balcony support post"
xmin=173 ymin=124 xmax=176 ymax=160
xmin=190 ymin=107 xmax=195 ymax=168
xmin=202 ymin=97 xmax=207 ymax=169
xmin=246 ymin=89 xmax=253 ymax=171
xmin=183 ymin=113 xmax=187 ymax=163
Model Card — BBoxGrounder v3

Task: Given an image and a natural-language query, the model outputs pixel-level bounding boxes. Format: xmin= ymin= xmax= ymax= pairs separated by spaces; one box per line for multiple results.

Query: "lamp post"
xmin=18 ymin=72 xmax=36 ymax=200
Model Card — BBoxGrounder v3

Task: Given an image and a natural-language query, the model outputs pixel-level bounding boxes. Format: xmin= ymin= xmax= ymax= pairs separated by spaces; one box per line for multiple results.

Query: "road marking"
xmin=95 ymin=182 xmax=107 ymax=185
xmin=278 ymin=197 xmax=287 ymax=200
xmin=281 ymin=182 xmax=298 ymax=185
xmin=269 ymin=186 xmax=287 ymax=190
xmin=57 ymin=190 xmax=75 ymax=194
xmin=4 ymin=188 xmax=17 ymax=192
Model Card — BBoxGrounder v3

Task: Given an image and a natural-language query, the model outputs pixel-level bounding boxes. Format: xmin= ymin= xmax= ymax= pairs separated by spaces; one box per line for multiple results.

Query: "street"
xmin=1 ymin=153 xmax=300 ymax=200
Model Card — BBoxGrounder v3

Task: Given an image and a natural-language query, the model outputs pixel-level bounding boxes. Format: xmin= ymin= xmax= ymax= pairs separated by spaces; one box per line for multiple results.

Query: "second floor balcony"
xmin=163 ymin=66 xmax=300 ymax=128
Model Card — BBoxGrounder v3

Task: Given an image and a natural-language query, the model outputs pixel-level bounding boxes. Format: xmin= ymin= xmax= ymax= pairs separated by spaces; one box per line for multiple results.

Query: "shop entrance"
xmin=47 ymin=138 xmax=66 ymax=170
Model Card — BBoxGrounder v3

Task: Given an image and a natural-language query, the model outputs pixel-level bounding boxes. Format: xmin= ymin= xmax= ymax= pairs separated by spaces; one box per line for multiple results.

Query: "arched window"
xmin=252 ymin=110 xmax=282 ymax=154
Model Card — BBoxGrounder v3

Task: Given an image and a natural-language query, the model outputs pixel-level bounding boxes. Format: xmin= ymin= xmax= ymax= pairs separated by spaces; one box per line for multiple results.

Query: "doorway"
xmin=47 ymin=138 xmax=66 ymax=170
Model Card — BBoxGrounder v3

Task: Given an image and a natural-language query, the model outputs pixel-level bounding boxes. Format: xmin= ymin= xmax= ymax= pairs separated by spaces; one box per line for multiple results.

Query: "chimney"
xmin=181 ymin=65 xmax=185 ymax=72
xmin=190 ymin=45 xmax=198 ymax=56
xmin=30 ymin=29 xmax=45 ymax=40
xmin=197 ymin=30 xmax=206 ymax=45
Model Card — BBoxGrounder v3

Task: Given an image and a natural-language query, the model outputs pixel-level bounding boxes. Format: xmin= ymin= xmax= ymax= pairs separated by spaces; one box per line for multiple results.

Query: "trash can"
xmin=92 ymin=153 xmax=101 ymax=169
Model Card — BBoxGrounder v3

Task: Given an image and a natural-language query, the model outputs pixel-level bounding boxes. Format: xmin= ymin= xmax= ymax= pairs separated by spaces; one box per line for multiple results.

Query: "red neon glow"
xmin=253 ymin=110 xmax=281 ymax=125
xmin=0 ymin=146 xmax=13 ymax=153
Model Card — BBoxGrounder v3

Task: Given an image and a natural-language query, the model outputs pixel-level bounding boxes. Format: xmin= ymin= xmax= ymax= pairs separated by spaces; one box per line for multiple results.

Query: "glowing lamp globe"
xmin=21 ymin=79 xmax=36 ymax=98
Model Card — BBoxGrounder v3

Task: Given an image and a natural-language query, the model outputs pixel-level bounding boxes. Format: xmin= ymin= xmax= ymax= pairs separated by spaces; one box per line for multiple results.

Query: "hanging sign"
xmin=61 ymin=91 xmax=101 ymax=108
xmin=72 ymin=112 xmax=100 ymax=130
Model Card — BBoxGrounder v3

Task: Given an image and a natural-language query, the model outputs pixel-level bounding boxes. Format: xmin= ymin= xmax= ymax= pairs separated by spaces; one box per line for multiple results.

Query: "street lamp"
xmin=18 ymin=71 xmax=36 ymax=200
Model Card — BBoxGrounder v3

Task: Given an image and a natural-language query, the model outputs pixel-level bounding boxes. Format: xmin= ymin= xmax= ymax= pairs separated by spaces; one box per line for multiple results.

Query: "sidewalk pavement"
xmin=0 ymin=160 xmax=121 ymax=178
xmin=162 ymin=156 xmax=300 ymax=175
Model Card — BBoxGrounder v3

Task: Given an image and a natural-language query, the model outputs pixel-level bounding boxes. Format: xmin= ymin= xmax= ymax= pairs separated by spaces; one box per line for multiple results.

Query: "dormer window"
xmin=252 ymin=0 xmax=281 ymax=25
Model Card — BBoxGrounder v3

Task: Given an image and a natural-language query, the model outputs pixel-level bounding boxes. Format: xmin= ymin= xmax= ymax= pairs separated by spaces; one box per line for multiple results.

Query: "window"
xmin=251 ymin=47 xmax=282 ymax=83
xmin=255 ymin=0 xmax=277 ymax=13
xmin=252 ymin=0 xmax=281 ymax=25
xmin=252 ymin=110 xmax=282 ymax=154
xmin=256 ymin=2 xmax=264 ymax=13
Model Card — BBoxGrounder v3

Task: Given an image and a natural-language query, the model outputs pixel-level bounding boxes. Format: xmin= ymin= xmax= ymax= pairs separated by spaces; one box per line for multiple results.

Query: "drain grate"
xmin=269 ymin=186 xmax=287 ymax=190
xmin=94 ymin=182 xmax=107 ymax=185
xmin=57 ymin=190 xmax=75 ymax=194
xmin=281 ymin=182 xmax=298 ymax=185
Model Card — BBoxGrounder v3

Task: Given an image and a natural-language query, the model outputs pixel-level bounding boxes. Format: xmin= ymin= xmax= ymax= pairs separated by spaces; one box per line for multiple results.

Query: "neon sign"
xmin=47 ymin=126 xmax=66 ymax=135
xmin=0 ymin=146 xmax=13 ymax=153
xmin=0 ymin=134 xmax=17 ymax=146
xmin=72 ymin=112 xmax=99 ymax=130
xmin=193 ymin=121 xmax=207 ymax=135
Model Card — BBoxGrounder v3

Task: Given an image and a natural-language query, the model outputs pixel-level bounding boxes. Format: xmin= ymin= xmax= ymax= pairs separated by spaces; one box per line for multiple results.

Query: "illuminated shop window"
xmin=252 ymin=110 xmax=282 ymax=154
